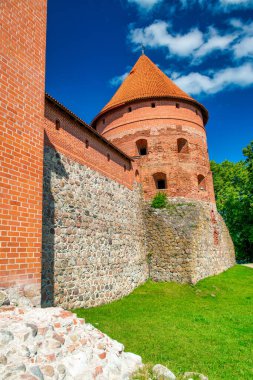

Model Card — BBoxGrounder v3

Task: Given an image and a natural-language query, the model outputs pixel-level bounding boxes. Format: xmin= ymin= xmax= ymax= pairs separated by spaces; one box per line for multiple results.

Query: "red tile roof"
xmin=93 ymin=54 xmax=208 ymax=125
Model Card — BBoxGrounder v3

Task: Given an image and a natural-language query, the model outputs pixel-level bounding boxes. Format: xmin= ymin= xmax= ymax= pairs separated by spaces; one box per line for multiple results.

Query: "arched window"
xmin=136 ymin=139 xmax=148 ymax=156
xmin=177 ymin=138 xmax=189 ymax=153
xmin=197 ymin=174 xmax=206 ymax=191
xmin=153 ymin=172 xmax=167 ymax=190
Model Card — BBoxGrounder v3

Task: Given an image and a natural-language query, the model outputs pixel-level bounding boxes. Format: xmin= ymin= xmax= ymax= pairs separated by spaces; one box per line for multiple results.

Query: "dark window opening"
xmin=177 ymin=138 xmax=189 ymax=154
xmin=157 ymin=179 xmax=166 ymax=189
xmin=151 ymin=102 xmax=156 ymax=108
xmin=198 ymin=174 xmax=206 ymax=191
xmin=128 ymin=107 xmax=132 ymax=112
xmin=56 ymin=119 xmax=60 ymax=130
xmin=124 ymin=165 xmax=127 ymax=172
xmin=107 ymin=153 xmax=110 ymax=161
xmin=93 ymin=123 xmax=97 ymax=130
xmin=195 ymin=110 xmax=198 ymax=115
xmin=136 ymin=139 xmax=148 ymax=156
xmin=85 ymin=140 xmax=89 ymax=148
xmin=140 ymin=147 xmax=147 ymax=155
xmin=153 ymin=172 xmax=167 ymax=190
xmin=176 ymin=103 xmax=180 ymax=109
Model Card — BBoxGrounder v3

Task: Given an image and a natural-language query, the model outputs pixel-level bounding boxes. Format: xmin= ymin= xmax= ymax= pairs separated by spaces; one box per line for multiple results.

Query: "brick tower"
xmin=92 ymin=54 xmax=215 ymax=203
xmin=0 ymin=1 xmax=47 ymax=300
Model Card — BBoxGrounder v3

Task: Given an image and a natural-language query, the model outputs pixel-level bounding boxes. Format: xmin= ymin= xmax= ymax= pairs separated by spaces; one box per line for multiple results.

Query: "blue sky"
xmin=46 ymin=0 xmax=253 ymax=163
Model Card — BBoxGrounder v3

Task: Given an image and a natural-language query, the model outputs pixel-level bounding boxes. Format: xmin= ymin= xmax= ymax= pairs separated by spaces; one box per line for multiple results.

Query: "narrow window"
xmin=124 ymin=165 xmax=127 ymax=172
xmin=151 ymin=102 xmax=156 ymax=108
xmin=197 ymin=174 xmax=206 ymax=191
xmin=55 ymin=119 xmax=60 ymax=130
xmin=128 ymin=107 xmax=132 ymax=112
xmin=176 ymin=103 xmax=180 ymax=109
xmin=136 ymin=139 xmax=148 ymax=156
xmin=85 ymin=140 xmax=89 ymax=148
xmin=93 ymin=123 xmax=97 ymax=130
xmin=195 ymin=110 xmax=198 ymax=115
xmin=177 ymin=138 xmax=189 ymax=154
xmin=107 ymin=153 xmax=110 ymax=161
xmin=153 ymin=172 xmax=167 ymax=190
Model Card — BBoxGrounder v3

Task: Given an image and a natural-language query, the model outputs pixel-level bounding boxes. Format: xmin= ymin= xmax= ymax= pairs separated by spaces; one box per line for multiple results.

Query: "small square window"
xmin=151 ymin=103 xmax=156 ymax=108
xmin=176 ymin=103 xmax=180 ymax=109
xmin=157 ymin=179 xmax=166 ymax=189
xmin=128 ymin=107 xmax=132 ymax=112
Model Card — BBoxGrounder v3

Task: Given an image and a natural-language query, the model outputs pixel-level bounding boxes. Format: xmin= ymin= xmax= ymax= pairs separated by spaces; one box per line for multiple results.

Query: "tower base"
xmin=144 ymin=198 xmax=235 ymax=284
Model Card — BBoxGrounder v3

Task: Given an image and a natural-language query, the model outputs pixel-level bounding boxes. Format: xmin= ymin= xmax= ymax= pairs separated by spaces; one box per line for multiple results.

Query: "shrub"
xmin=151 ymin=192 xmax=167 ymax=208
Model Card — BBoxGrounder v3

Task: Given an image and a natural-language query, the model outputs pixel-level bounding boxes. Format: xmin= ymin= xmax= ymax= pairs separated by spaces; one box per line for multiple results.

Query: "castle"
xmin=0 ymin=1 xmax=235 ymax=308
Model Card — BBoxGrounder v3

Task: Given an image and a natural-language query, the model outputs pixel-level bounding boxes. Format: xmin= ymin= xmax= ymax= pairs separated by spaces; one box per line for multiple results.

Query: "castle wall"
xmin=145 ymin=200 xmax=235 ymax=284
xmin=0 ymin=1 xmax=47 ymax=293
xmin=43 ymin=100 xmax=148 ymax=308
xmin=42 ymin=146 xmax=148 ymax=308
xmin=44 ymin=97 xmax=134 ymax=189
xmin=95 ymin=100 xmax=215 ymax=202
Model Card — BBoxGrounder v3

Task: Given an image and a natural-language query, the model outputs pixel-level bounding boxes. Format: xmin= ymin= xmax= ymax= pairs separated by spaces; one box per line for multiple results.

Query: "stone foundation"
xmin=42 ymin=146 xmax=148 ymax=309
xmin=145 ymin=199 xmax=235 ymax=284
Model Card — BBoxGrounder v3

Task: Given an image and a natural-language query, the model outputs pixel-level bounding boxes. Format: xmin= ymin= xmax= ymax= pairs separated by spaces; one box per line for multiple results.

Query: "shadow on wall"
xmin=41 ymin=131 xmax=69 ymax=307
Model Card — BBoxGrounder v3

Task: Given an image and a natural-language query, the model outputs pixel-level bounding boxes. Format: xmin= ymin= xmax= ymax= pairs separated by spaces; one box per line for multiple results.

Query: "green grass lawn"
xmin=73 ymin=266 xmax=253 ymax=380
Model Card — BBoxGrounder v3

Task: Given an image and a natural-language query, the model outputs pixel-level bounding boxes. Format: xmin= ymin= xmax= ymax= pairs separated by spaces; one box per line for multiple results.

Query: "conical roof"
xmin=92 ymin=54 xmax=208 ymax=125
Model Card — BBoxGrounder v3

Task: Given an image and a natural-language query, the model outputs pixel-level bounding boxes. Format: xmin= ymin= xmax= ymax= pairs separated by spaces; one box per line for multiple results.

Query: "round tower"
xmin=92 ymin=54 xmax=215 ymax=203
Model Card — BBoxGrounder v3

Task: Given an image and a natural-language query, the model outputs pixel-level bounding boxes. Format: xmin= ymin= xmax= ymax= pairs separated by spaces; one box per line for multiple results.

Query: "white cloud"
xmin=109 ymin=72 xmax=129 ymax=87
xmin=174 ymin=63 xmax=253 ymax=95
xmin=129 ymin=21 xmax=204 ymax=57
xmin=176 ymin=0 xmax=253 ymax=10
xmin=234 ymin=36 xmax=253 ymax=58
xmin=219 ymin=0 xmax=253 ymax=7
xmin=229 ymin=19 xmax=253 ymax=58
xmin=194 ymin=27 xmax=236 ymax=59
xmin=129 ymin=21 xmax=236 ymax=61
xmin=127 ymin=0 xmax=162 ymax=11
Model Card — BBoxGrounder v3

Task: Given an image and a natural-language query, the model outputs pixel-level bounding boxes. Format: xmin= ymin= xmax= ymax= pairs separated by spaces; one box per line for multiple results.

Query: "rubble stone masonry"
xmin=42 ymin=146 xmax=148 ymax=308
xmin=145 ymin=199 xmax=235 ymax=284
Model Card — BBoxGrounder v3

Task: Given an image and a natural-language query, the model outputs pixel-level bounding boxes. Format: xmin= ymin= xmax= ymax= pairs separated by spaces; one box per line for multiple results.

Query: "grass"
xmin=73 ymin=266 xmax=253 ymax=380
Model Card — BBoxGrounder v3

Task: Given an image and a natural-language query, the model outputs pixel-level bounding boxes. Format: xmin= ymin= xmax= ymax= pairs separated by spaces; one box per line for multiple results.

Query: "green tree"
xmin=211 ymin=141 xmax=253 ymax=262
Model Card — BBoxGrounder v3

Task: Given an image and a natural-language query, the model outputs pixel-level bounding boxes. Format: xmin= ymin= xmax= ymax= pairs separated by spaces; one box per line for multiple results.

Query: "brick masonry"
xmin=0 ymin=1 xmax=47 ymax=290
xmin=96 ymin=99 xmax=215 ymax=202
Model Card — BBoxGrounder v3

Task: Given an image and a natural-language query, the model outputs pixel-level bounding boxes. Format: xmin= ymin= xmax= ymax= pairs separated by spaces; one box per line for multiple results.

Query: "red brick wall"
xmin=96 ymin=99 xmax=215 ymax=202
xmin=44 ymin=99 xmax=133 ymax=189
xmin=0 ymin=1 xmax=47 ymax=288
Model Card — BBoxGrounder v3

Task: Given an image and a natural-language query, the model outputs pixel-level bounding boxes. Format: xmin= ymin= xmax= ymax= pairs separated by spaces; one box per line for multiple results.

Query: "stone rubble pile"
xmin=0 ymin=306 xmax=142 ymax=380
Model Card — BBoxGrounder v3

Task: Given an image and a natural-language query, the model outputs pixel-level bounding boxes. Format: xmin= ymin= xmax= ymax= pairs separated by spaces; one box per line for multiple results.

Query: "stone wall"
xmin=145 ymin=199 xmax=235 ymax=284
xmin=42 ymin=146 xmax=148 ymax=309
